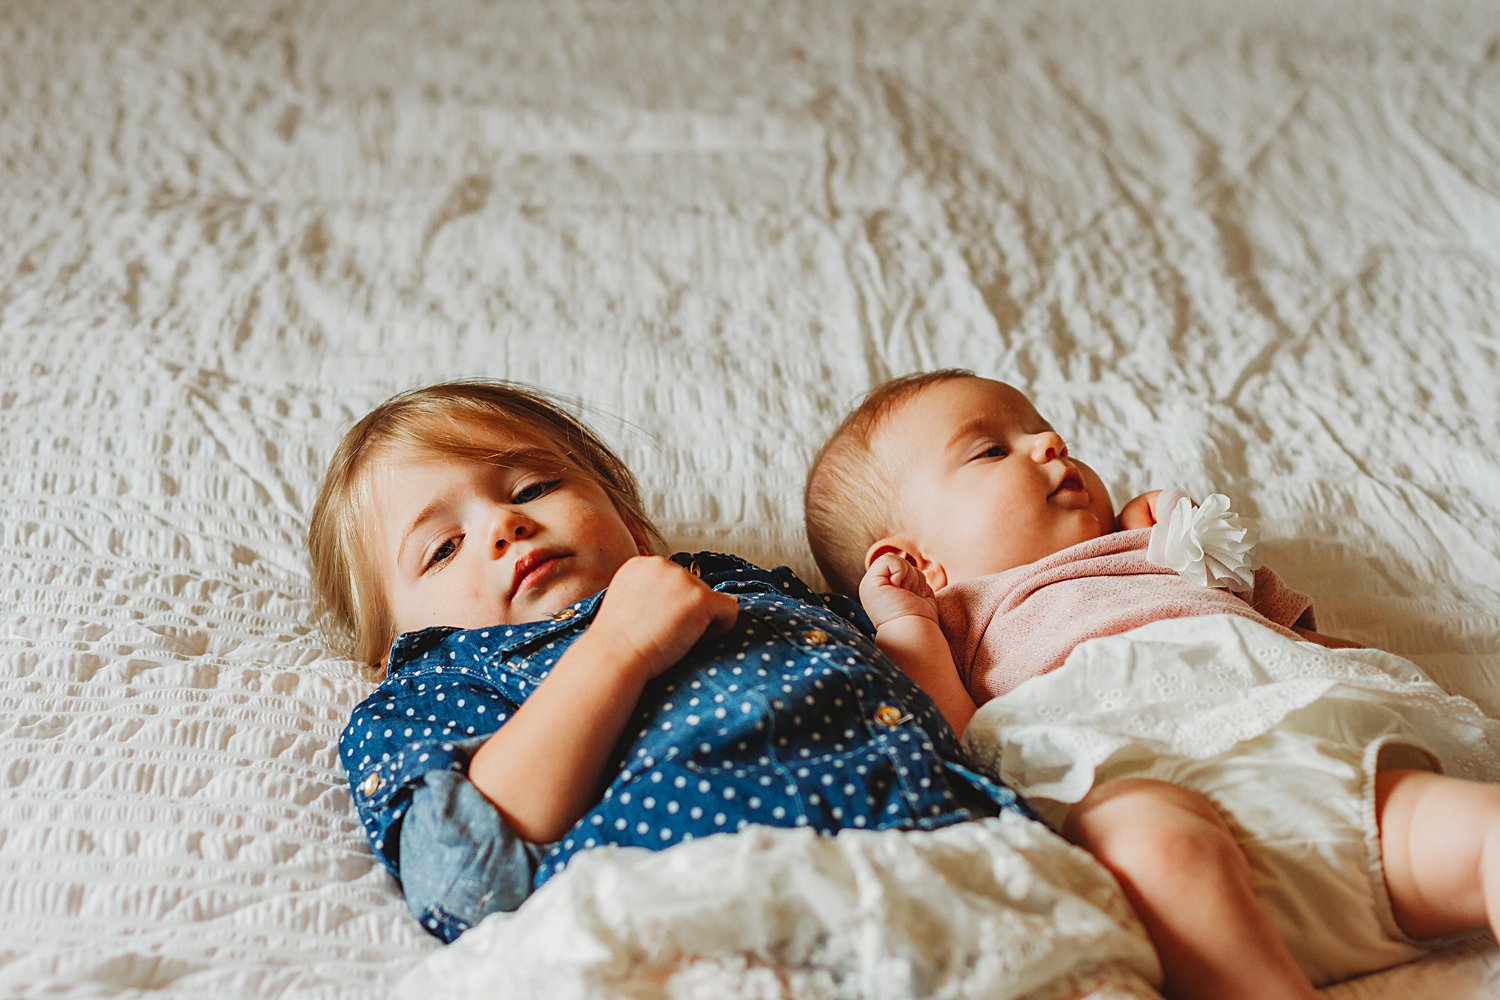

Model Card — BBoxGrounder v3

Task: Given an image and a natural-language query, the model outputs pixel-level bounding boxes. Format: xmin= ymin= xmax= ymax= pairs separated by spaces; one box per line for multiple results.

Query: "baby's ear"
xmin=864 ymin=536 xmax=948 ymax=592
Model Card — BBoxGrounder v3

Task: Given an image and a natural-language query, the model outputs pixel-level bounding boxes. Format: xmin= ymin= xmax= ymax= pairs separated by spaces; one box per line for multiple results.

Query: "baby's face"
xmin=871 ymin=377 xmax=1115 ymax=588
xmin=368 ymin=444 xmax=646 ymax=635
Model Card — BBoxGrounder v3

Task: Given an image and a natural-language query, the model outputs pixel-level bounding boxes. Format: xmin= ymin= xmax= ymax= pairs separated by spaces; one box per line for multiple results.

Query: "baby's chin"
xmin=1040 ymin=514 xmax=1112 ymax=562
xmin=1071 ymin=505 xmax=1113 ymax=541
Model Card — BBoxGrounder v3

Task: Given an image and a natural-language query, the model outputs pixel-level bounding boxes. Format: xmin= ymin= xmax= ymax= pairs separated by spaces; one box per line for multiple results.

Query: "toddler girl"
xmin=308 ymin=379 xmax=1034 ymax=943
xmin=804 ymin=369 xmax=1500 ymax=1000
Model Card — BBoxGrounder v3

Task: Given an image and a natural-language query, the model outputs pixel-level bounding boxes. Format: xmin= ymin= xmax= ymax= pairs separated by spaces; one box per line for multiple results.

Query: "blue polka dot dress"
xmin=340 ymin=552 xmax=1037 ymax=936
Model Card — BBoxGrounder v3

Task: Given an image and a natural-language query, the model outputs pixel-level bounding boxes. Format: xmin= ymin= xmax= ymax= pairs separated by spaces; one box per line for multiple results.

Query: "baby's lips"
xmin=1048 ymin=464 xmax=1084 ymax=496
xmin=1048 ymin=472 xmax=1092 ymax=508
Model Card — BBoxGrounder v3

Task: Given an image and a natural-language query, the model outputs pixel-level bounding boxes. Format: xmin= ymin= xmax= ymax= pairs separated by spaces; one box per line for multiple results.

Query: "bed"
xmin=3 ymin=0 xmax=1499 ymax=996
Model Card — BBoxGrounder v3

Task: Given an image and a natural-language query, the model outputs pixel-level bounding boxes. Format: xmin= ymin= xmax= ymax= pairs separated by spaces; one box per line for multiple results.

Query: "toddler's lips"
xmin=509 ymin=549 xmax=568 ymax=598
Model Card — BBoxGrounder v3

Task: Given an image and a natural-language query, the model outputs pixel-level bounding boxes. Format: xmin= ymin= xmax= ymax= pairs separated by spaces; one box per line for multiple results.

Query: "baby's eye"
xmin=424 ymin=537 xmax=460 ymax=572
xmin=511 ymin=478 xmax=561 ymax=504
xmin=973 ymin=445 xmax=1007 ymax=460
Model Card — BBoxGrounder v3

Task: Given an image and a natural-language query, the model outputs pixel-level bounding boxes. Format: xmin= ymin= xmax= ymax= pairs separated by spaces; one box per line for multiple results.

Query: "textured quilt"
xmin=2 ymin=1 xmax=1498 ymax=995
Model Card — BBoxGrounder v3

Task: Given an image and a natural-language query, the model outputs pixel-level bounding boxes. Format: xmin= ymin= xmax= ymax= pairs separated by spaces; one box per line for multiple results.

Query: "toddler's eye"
xmin=512 ymin=478 xmax=561 ymax=504
xmin=424 ymin=537 xmax=459 ymax=572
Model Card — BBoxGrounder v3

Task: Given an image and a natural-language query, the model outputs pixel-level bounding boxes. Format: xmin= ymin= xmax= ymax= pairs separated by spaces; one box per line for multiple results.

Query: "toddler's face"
xmin=368 ymin=444 xmax=646 ymax=635
xmin=871 ymin=377 xmax=1116 ymax=588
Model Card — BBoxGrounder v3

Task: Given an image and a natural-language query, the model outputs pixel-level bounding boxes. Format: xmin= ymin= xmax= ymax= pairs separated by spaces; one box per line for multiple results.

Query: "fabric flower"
xmin=1146 ymin=489 xmax=1260 ymax=592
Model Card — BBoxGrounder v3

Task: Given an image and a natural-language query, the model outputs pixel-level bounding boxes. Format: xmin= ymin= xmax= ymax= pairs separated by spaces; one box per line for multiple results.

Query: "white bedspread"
xmin=3 ymin=0 xmax=1498 ymax=996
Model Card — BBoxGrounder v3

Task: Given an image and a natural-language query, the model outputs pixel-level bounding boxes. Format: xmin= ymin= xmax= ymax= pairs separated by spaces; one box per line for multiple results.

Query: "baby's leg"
xmin=1064 ymin=778 xmax=1318 ymax=1000
xmin=1377 ymin=768 xmax=1500 ymax=939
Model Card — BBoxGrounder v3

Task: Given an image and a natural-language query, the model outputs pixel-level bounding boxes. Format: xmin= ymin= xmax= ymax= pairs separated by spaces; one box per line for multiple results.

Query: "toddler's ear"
xmin=627 ymin=520 xmax=656 ymax=556
xmin=864 ymin=536 xmax=948 ymax=592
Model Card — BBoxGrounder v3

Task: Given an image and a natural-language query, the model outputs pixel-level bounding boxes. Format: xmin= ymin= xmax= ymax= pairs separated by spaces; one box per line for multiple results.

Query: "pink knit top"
xmin=935 ymin=528 xmax=1316 ymax=702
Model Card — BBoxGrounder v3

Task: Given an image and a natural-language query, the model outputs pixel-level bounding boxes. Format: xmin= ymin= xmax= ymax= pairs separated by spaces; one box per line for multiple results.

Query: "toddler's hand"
xmin=589 ymin=556 xmax=739 ymax=683
xmin=859 ymin=551 xmax=939 ymax=630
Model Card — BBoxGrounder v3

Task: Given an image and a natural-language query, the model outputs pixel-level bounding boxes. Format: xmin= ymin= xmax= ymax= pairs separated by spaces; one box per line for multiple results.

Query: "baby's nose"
xmin=1030 ymin=432 xmax=1067 ymax=462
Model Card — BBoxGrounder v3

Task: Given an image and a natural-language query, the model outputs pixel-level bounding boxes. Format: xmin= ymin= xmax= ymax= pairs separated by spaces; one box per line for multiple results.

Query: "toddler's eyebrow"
xmin=398 ymin=496 xmax=453 ymax=566
xmin=476 ymin=445 xmax=565 ymax=470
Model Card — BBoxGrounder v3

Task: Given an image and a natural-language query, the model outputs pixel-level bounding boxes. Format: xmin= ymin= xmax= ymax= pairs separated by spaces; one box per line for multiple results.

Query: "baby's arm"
xmin=860 ymin=553 xmax=977 ymax=736
xmin=467 ymin=556 xmax=738 ymax=842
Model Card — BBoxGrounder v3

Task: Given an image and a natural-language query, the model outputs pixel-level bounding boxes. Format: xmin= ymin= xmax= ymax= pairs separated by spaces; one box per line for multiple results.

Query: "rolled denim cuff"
xmin=397 ymin=767 xmax=550 ymax=942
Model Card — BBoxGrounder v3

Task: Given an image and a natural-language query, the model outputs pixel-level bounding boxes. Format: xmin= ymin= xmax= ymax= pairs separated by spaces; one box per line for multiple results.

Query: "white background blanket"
xmin=2 ymin=1 xmax=1498 ymax=996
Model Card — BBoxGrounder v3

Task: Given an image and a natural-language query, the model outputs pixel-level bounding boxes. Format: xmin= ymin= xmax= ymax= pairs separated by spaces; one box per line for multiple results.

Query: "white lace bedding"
xmin=402 ymin=815 xmax=1162 ymax=1000
xmin=3 ymin=0 xmax=1499 ymax=997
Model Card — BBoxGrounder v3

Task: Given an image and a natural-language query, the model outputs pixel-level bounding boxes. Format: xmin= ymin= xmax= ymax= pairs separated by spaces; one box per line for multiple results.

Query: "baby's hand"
xmin=1116 ymin=490 xmax=1165 ymax=530
xmin=859 ymin=551 xmax=939 ymax=630
xmin=589 ymin=556 xmax=739 ymax=683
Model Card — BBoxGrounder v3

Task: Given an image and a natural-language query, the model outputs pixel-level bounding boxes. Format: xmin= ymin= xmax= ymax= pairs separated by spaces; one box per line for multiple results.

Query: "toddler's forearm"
xmin=467 ymin=628 xmax=649 ymax=842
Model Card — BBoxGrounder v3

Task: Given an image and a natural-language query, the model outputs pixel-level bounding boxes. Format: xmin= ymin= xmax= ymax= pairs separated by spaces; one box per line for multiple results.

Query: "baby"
xmin=307 ymin=379 xmax=1038 ymax=943
xmin=804 ymin=369 xmax=1500 ymax=1000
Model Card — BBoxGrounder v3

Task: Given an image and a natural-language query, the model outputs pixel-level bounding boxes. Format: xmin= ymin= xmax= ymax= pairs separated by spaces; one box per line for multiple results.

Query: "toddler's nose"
xmin=490 ymin=512 xmax=533 ymax=552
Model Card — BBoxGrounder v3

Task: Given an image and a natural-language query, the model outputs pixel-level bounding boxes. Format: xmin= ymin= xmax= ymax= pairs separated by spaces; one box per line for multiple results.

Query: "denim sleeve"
xmin=341 ymin=675 xmax=519 ymax=878
xmin=398 ymin=767 xmax=552 ymax=943
xmin=814 ymin=590 xmax=876 ymax=637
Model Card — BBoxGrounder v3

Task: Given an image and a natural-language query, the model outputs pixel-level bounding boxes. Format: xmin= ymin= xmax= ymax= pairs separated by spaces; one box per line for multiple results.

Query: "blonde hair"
xmin=804 ymin=369 xmax=974 ymax=595
xmin=308 ymin=380 xmax=662 ymax=674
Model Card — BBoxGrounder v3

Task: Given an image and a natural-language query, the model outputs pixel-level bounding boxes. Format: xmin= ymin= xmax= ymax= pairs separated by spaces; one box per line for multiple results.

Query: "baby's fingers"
xmin=866 ymin=552 xmax=897 ymax=579
xmin=882 ymin=553 xmax=933 ymax=597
